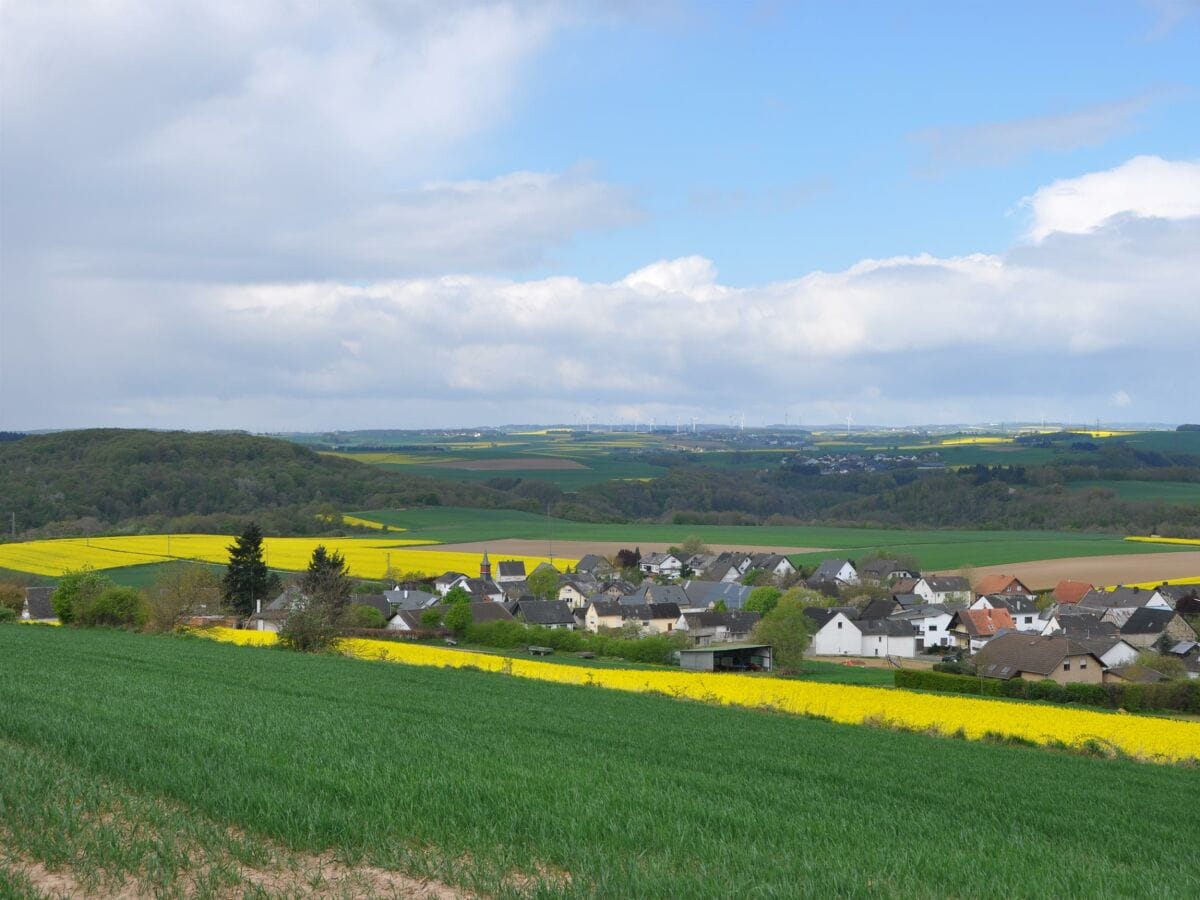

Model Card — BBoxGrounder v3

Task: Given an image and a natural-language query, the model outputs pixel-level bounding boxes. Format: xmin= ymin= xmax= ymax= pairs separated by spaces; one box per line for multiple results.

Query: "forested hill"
xmin=0 ymin=430 xmax=522 ymax=536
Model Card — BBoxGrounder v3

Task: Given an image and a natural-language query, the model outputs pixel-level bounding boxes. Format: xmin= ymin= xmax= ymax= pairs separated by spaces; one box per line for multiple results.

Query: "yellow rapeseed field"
xmin=1125 ymin=536 xmax=1200 ymax=547
xmin=197 ymin=628 xmax=1200 ymax=764
xmin=940 ymin=436 xmax=1012 ymax=446
xmin=0 ymin=535 xmax=570 ymax=580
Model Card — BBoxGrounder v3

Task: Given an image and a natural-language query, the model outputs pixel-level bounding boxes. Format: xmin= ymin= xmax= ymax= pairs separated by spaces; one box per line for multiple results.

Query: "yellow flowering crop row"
xmin=320 ymin=451 xmax=468 ymax=466
xmin=0 ymin=535 xmax=571 ymax=580
xmin=1125 ymin=536 xmax=1200 ymax=547
xmin=940 ymin=436 xmax=1012 ymax=446
xmin=197 ymin=628 xmax=1200 ymax=764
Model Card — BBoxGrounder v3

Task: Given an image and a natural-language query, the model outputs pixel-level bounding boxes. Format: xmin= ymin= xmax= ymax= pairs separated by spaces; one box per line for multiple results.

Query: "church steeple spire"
xmin=480 ymin=550 xmax=491 ymax=580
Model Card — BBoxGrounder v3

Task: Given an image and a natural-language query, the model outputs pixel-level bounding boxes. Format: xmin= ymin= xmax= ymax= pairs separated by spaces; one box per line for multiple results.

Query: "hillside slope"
xmin=0 ymin=430 xmax=518 ymax=535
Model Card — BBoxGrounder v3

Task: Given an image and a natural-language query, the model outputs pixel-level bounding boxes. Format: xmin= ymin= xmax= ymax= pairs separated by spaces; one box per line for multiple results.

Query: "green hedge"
xmin=894 ymin=668 xmax=1200 ymax=713
xmin=464 ymin=620 xmax=688 ymax=665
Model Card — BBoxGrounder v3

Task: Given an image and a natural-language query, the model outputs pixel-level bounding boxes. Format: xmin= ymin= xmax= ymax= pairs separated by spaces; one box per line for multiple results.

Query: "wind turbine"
xmin=845 ymin=412 xmax=853 ymax=435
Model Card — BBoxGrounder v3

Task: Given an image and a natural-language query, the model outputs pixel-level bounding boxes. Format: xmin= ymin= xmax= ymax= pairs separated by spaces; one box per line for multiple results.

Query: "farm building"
xmin=678 ymin=643 xmax=773 ymax=673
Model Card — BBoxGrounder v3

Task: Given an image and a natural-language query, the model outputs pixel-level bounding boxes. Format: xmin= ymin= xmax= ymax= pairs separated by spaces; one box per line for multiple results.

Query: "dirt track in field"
xmin=939 ymin=551 xmax=1200 ymax=590
xmin=420 ymin=539 xmax=832 ymax=559
xmin=443 ymin=458 xmax=587 ymax=470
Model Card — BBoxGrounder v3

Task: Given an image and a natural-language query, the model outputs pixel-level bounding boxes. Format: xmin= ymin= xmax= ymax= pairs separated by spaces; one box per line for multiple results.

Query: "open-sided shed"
xmin=678 ymin=643 xmax=773 ymax=673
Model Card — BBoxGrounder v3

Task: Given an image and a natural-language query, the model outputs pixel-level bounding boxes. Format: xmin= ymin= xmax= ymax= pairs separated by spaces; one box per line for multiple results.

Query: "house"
xmin=495 ymin=560 xmax=527 ymax=584
xmin=748 ymin=553 xmax=797 ymax=580
xmin=1077 ymin=586 xmax=1170 ymax=627
xmin=584 ymin=600 xmax=681 ymax=634
xmin=924 ymin=576 xmax=973 ymax=605
xmin=808 ymin=558 xmax=859 ymax=588
xmin=859 ymin=559 xmax=919 ymax=584
xmin=975 ymin=633 xmax=1103 ymax=685
xmin=249 ymin=586 xmax=306 ymax=632
xmin=21 ymin=586 xmax=56 ymax=622
xmin=640 ymin=552 xmax=684 ymax=579
xmin=1118 ymin=608 xmax=1197 ymax=650
xmin=458 ymin=577 xmax=504 ymax=603
xmin=806 ymin=608 xmax=863 ymax=656
xmin=860 ymin=598 xmax=901 ymax=620
xmin=383 ymin=588 xmax=439 ymax=611
xmin=946 ymin=607 xmax=1015 ymax=652
xmin=387 ymin=609 xmax=428 ymax=631
xmin=509 ymin=600 xmax=576 ymax=629
xmin=891 ymin=578 xmax=933 ymax=602
xmin=1165 ymin=640 xmax=1200 ymax=678
xmin=575 ymin=554 xmax=615 ymax=577
xmin=700 ymin=552 xmax=751 ymax=584
xmin=857 ymin=619 xmax=916 ymax=658
xmin=974 ymin=574 xmax=1034 ymax=598
xmin=557 ymin=575 xmax=600 ymax=609
xmin=1053 ymin=580 xmax=1095 ymax=605
xmin=889 ymin=604 xmax=958 ymax=651
xmin=1163 ymin=586 xmax=1200 ymax=615
xmin=627 ymin=582 xmax=690 ymax=608
xmin=433 ymin=572 xmax=468 ymax=596
xmin=1071 ymin=635 xmax=1139 ymax=669
xmin=972 ymin=594 xmax=1040 ymax=631
xmin=1103 ymin=665 xmax=1169 ymax=685
xmin=678 ymin=579 xmax=754 ymax=611
xmin=674 ymin=610 xmax=761 ymax=647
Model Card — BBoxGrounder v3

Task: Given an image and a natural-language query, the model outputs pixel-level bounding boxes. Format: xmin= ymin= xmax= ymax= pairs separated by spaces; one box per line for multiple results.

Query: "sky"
xmin=2 ymin=0 xmax=1199 ymax=431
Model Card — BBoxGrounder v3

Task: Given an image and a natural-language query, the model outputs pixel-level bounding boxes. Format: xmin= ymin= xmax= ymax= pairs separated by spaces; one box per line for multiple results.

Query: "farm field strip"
xmin=347 ymin=507 xmax=1191 ymax=570
xmin=5 ymin=626 xmax=1200 ymax=898
xmin=0 ymin=534 xmax=569 ymax=580
xmin=200 ymin=628 xmax=1200 ymax=763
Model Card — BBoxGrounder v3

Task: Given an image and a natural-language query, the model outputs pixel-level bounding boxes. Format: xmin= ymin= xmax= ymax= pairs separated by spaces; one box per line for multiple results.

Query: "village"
xmin=24 ymin=543 xmax=1191 ymax=685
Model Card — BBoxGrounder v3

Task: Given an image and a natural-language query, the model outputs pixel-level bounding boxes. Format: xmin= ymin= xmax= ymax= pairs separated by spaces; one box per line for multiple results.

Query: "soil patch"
xmin=442 ymin=458 xmax=587 ymax=471
xmin=422 ymin=539 xmax=831 ymax=559
xmin=939 ymin=551 xmax=1200 ymax=591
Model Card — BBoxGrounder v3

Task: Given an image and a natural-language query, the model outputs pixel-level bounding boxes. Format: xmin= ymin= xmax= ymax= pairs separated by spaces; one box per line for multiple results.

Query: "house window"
xmin=836 ymin=621 xmax=842 ymax=629
xmin=1024 ymin=617 xmax=1033 ymax=624
xmin=928 ymin=624 xmax=937 ymax=631
xmin=1063 ymin=661 xmax=1071 ymax=671
xmin=1079 ymin=658 xmax=1087 ymax=668
xmin=666 ymin=623 xmax=673 ymax=632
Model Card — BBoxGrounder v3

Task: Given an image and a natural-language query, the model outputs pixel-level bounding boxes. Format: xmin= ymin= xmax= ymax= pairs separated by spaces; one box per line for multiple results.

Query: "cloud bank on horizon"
xmin=2 ymin=1 xmax=1198 ymax=430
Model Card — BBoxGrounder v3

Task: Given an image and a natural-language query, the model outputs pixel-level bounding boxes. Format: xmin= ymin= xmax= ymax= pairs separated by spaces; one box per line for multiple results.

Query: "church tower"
xmin=480 ymin=550 xmax=491 ymax=580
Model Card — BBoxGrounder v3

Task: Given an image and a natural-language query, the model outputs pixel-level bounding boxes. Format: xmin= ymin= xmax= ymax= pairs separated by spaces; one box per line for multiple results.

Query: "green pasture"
xmin=3 ymin=626 xmax=1199 ymax=897
xmin=1068 ymin=480 xmax=1200 ymax=505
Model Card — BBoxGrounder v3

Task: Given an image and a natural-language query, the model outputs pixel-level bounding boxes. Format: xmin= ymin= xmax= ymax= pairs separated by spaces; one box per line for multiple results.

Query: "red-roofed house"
xmin=948 ymin=607 xmax=1016 ymax=652
xmin=974 ymin=574 xmax=1034 ymax=597
xmin=1053 ymin=580 xmax=1095 ymax=605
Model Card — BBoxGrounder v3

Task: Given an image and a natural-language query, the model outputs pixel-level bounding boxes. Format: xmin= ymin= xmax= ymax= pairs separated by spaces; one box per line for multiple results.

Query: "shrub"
xmin=52 ymin=569 xmax=114 ymax=625
xmin=279 ymin=606 xmax=339 ymax=653
xmin=76 ymin=586 xmax=148 ymax=628
xmin=0 ymin=583 xmax=24 ymax=615
xmin=0 ymin=606 xmax=16 ymax=623
xmin=345 ymin=603 xmax=387 ymax=629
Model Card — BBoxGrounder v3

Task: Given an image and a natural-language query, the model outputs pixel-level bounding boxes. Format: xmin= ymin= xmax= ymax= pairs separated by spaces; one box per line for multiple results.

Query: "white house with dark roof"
xmin=639 ymin=552 xmax=684 ymax=579
xmin=805 ymin=608 xmax=863 ymax=656
xmin=495 ymin=560 xmax=527 ymax=584
xmin=809 ymin=559 xmax=859 ymax=587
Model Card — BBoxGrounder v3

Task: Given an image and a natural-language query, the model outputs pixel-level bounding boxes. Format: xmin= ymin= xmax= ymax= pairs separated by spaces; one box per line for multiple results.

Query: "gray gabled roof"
xmin=857 ymin=618 xmax=914 ymax=637
xmin=681 ymin=610 xmax=761 ymax=631
xmin=575 ymin=554 xmax=614 ymax=573
xmin=1119 ymin=607 xmax=1178 ymax=635
xmin=680 ymin=579 xmax=753 ymax=610
xmin=496 ymin=561 xmax=526 ymax=577
xmin=1078 ymin=586 xmax=1161 ymax=610
xmin=512 ymin=600 xmax=575 ymax=626
xmin=984 ymin=594 xmax=1039 ymax=615
xmin=811 ymin=559 xmax=854 ymax=580
xmin=384 ymin=588 xmax=438 ymax=610
xmin=925 ymin=576 xmax=970 ymax=593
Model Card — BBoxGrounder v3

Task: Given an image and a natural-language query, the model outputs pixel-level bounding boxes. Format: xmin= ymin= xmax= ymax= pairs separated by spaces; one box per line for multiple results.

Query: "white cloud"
xmin=0 ymin=1 xmax=629 ymax=281
xmin=8 ymin=170 xmax=1198 ymax=429
xmin=1023 ymin=155 xmax=1200 ymax=240
xmin=911 ymin=94 xmax=1162 ymax=173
